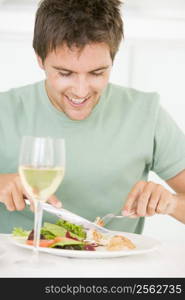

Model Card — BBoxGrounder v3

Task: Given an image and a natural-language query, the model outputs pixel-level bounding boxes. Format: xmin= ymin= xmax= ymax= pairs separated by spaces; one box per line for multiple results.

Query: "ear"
xmin=36 ymin=54 xmax=45 ymax=70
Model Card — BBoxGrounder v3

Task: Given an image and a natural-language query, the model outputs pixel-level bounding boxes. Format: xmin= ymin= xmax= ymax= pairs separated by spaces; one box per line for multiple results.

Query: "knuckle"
xmin=139 ymin=180 xmax=146 ymax=185
xmin=128 ymin=192 xmax=137 ymax=199
xmin=156 ymin=207 xmax=163 ymax=214
xmin=7 ymin=182 xmax=14 ymax=191
xmin=147 ymin=206 xmax=155 ymax=215
xmin=147 ymin=181 xmax=152 ymax=184
xmin=137 ymin=180 xmax=146 ymax=187
xmin=138 ymin=196 xmax=148 ymax=205
xmin=147 ymin=181 xmax=156 ymax=187
xmin=156 ymin=184 xmax=164 ymax=192
xmin=140 ymin=192 xmax=149 ymax=199
xmin=1 ymin=187 xmax=9 ymax=196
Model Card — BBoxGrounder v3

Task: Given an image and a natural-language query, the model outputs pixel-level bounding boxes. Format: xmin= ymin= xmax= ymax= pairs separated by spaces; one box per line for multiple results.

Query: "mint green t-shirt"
xmin=0 ymin=81 xmax=185 ymax=233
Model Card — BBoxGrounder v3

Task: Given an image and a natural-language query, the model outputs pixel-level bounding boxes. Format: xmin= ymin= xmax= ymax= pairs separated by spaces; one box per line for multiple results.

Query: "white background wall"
xmin=0 ymin=0 xmax=185 ymax=241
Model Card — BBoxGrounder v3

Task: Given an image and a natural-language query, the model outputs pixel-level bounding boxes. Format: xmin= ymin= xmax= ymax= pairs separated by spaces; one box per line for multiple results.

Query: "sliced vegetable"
xmin=65 ymin=231 xmax=83 ymax=241
xmin=12 ymin=227 xmax=30 ymax=237
xmin=50 ymin=237 xmax=84 ymax=249
xmin=26 ymin=239 xmax=56 ymax=247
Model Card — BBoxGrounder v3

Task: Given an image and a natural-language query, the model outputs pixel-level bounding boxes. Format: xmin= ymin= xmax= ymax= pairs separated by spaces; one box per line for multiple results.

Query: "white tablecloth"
xmin=0 ymin=234 xmax=184 ymax=278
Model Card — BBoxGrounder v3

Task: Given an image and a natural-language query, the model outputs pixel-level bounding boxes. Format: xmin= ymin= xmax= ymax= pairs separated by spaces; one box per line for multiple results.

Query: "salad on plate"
xmin=12 ymin=217 xmax=136 ymax=252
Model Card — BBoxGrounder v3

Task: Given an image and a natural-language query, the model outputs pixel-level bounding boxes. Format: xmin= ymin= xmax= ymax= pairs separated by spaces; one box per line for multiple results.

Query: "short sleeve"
xmin=151 ymin=106 xmax=185 ymax=180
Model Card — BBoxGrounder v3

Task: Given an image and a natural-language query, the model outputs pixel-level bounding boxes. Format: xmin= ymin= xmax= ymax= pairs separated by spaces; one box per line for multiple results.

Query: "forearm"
xmin=169 ymin=193 xmax=185 ymax=224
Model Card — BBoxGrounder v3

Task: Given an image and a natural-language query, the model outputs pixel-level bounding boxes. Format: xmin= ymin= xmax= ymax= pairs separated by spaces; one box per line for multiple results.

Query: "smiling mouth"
xmin=65 ymin=95 xmax=90 ymax=107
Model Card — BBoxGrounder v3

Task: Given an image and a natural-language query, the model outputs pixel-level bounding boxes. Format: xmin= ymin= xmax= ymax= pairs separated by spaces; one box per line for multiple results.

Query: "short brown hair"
xmin=33 ymin=0 xmax=123 ymax=61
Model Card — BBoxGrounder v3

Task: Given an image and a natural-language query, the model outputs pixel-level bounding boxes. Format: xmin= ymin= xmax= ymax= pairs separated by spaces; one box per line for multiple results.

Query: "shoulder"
xmin=0 ymin=81 xmax=43 ymax=109
xmin=108 ymin=82 xmax=160 ymax=105
xmin=105 ymin=82 xmax=160 ymax=118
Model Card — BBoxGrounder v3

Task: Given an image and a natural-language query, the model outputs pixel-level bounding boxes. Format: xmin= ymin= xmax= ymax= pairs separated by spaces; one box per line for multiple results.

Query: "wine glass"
xmin=18 ymin=136 xmax=65 ymax=264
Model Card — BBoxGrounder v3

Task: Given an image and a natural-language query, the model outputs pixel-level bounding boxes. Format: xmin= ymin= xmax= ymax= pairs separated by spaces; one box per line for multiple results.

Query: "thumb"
xmin=47 ymin=194 xmax=62 ymax=208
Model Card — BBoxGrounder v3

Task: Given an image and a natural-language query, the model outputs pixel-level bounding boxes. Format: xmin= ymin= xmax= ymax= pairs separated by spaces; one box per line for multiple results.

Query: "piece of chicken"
xmin=106 ymin=235 xmax=136 ymax=251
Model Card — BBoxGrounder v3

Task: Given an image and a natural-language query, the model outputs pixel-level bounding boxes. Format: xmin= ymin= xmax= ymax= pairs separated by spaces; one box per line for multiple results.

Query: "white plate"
xmin=10 ymin=231 xmax=161 ymax=259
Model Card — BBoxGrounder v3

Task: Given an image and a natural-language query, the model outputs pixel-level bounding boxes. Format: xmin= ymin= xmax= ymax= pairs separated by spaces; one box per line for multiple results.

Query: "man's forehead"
xmin=48 ymin=43 xmax=112 ymax=71
xmin=54 ymin=42 xmax=110 ymax=55
xmin=49 ymin=43 xmax=111 ymax=62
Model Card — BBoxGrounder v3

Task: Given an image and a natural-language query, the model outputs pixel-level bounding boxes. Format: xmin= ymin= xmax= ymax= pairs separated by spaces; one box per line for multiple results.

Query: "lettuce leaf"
xmin=12 ymin=227 xmax=30 ymax=237
xmin=56 ymin=219 xmax=86 ymax=239
xmin=12 ymin=219 xmax=87 ymax=242
xmin=41 ymin=222 xmax=67 ymax=239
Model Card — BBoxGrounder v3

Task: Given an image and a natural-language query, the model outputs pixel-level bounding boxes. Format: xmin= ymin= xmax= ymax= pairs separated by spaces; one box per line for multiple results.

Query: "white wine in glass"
xmin=18 ymin=136 xmax=65 ymax=264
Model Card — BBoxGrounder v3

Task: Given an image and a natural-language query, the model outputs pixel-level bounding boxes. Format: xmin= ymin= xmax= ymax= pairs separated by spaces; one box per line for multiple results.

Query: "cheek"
xmin=49 ymin=75 xmax=69 ymax=93
xmin=92 ymin=75 xmax=110 ymax=92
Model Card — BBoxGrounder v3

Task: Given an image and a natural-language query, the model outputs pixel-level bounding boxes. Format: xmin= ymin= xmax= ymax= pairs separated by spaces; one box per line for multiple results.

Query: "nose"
xmin=71 ymin=75 xmax=90 ymax=98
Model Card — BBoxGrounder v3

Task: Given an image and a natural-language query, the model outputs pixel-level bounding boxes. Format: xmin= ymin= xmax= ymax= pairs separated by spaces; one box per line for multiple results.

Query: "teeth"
xmin=69 ymin=97 xmax=87 ymax=104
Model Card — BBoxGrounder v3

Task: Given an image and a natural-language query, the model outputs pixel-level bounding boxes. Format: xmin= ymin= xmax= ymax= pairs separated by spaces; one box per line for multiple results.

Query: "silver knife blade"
xmin=25 ymin=200 xmax=111 ymax=234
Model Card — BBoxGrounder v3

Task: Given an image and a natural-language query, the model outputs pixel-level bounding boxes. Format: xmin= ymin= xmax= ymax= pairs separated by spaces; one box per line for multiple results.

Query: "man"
xmin=0 ymin=0 xmax=185 ymax=234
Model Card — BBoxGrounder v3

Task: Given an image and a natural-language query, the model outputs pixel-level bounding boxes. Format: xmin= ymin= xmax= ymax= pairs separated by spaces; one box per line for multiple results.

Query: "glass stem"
xmin=33 ymin=200 xmax=43 ymax=259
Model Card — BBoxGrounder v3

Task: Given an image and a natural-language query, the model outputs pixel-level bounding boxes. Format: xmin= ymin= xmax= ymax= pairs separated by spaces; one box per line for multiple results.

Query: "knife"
xmin=25 ymin=200 xmax=111 ymax=235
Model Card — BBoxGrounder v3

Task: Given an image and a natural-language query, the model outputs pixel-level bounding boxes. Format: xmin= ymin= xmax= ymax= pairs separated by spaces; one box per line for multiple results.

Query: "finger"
xmin=1 ymin=185 xmax=16 ymax=211
xmin=14 ymin=177 xmax=27 ymax=210
xmin=15 ymin=175 xmax=30 ymax=199
xmin=6 ymin=194 xmax=16 ymax=211
xmin=11 ymin=184 xmax=25 ymax=211
xmin=122 ymin=181 xmax=146 ymax=214
xmin=136 ymin=193 xmax=151 ymax=216
xmin=15 ymin=176 xmax=35 ymax=212
xmin=136 ymin=182 xmax=158 ymax=216
xmin=47 ymin=195 xmax=62 ymax=208
xmin=146 ymin=185 xmax=162 ymax=216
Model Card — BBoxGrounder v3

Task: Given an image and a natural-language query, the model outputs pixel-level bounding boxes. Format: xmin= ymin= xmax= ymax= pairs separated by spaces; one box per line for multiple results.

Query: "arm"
xmin=166 ymin=169 xmax=185 ymax=223
xmin=122 ymin=169 xmax=185 ymax=224
xmin=0 ymin=173 xmax=62 ymax=211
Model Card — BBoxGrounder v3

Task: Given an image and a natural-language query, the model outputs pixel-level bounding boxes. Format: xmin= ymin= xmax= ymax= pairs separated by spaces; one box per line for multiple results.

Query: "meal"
xmin=12 ymin=218 xmax=136 ymax=252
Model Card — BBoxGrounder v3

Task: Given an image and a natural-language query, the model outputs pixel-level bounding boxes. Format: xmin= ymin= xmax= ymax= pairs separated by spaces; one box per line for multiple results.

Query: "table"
xmin=0 ymin=234 xmax=185 ymax=278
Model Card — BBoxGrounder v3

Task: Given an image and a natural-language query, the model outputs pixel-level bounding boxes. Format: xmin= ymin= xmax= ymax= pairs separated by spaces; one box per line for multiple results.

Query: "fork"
xmin=101 ymin=211 xmax=135 ymax=223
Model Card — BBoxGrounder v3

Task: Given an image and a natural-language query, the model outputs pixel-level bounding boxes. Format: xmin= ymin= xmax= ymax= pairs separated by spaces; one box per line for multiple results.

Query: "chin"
xmin=67 ymin=111 xmax=92 ymax=121
xmin=69 ymin=115 xmax=89 ymax=121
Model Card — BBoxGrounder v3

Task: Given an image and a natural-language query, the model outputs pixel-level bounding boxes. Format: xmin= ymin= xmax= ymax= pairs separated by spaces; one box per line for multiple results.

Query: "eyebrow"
xmin=52 ymin=65 xmax=110 ymax=73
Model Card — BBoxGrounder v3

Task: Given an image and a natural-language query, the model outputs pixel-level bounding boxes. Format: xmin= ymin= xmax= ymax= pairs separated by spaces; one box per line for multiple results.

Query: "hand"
xmin=122 ymin=181 xmax=177 ymax=218
xmin=0 ymin=173 xmax=62 ymax=211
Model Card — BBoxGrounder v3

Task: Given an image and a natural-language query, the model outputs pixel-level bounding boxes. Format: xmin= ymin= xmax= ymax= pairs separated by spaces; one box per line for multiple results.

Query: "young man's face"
xmin=37 ymin=43 xmax=112 ymax=120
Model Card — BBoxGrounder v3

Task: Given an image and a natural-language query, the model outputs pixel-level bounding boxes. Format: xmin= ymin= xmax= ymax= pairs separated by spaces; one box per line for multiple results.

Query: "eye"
xmin=59 ymin=72 xmax=72 ymax=77
xmin=91 ymin=72 xmax=104 ymax=77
